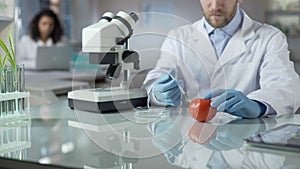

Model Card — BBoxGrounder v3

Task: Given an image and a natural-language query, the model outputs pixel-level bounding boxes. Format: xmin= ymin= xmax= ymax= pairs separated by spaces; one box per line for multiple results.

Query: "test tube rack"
xmin=0 ymin=118 xmax=31 ymax=158
xmin=0 ymin=91 xmax=30 ymax=124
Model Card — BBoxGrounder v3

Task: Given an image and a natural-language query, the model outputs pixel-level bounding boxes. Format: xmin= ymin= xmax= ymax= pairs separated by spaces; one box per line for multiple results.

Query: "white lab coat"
xmin=16 ymin=35 xmax=65 ymax=69
xmin=142 ymin=10 xmax=300 ymax=117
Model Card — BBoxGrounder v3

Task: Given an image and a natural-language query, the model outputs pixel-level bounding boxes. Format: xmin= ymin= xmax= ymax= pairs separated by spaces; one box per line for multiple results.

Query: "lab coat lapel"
xmin=190 ymin=19 xmax=218 ymax=65
xmin=218 ymin=30 xmax=247 ymax=65
xmin=218 ymin=11 xmax=256 ymax=66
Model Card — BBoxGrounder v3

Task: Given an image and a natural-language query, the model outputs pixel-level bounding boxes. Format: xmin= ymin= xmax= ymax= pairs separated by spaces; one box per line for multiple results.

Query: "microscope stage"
xmin=68 ymin=88 xmax=148 ymax=113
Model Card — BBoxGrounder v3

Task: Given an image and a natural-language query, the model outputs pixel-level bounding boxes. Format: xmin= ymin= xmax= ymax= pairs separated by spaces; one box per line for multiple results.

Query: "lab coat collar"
xmin=218 ymin=28 xmax=247 ymax=65
xmin=240 ymin=9 xmax=256 ymax=41
xmin=37 ymin=38 xmax=53 ymax=46
xmin=204 ymin=19 xmax=215 ymax=35
xmin=193 ymin=9 xmax=256 ymax=66
xmin=191 ymin=21 xmax=218 ymax=65
xmin=218 ymin=9 xmax=256 ymax=65
xmin=222 ymin=8 xmax=242 ymax=37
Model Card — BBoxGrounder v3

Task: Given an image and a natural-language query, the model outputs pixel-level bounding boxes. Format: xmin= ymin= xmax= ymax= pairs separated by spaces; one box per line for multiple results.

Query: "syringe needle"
xmin=169 ymin=73 xmax=191 ymax=103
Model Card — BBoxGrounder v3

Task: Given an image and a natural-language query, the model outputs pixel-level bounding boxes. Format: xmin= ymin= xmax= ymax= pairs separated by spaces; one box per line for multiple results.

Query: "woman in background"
xmin=17 ymin=9 xmax=64 ymax=69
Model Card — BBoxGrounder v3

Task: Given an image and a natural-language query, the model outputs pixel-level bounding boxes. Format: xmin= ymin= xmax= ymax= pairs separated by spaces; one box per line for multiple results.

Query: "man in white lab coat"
xmin=142 ymin=0 xmax=300 ymax=118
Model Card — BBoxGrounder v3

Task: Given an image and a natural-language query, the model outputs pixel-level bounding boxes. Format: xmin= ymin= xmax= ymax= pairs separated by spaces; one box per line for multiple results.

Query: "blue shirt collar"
xmin=204 ymin=8 xmax=243 ymax=36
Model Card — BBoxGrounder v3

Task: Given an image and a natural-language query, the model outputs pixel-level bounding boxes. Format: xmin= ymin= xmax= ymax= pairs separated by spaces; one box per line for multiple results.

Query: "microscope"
xmin=68 ymin=11 xmax=147 ymax=113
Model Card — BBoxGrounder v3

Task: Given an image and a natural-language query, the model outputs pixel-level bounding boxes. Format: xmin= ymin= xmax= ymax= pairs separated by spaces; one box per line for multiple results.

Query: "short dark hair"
xmin=29 ymin=9 xmax=63 ymax=44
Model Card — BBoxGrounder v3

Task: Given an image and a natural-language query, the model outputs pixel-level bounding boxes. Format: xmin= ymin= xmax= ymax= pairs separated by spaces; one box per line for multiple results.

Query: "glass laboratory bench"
xmin=1 ymin=100 xmax=300 ymax=169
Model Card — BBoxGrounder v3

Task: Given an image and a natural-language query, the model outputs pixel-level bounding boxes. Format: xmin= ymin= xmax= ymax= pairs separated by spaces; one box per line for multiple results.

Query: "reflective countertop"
xmin=1 ymin=100 xmax=300 ymax=169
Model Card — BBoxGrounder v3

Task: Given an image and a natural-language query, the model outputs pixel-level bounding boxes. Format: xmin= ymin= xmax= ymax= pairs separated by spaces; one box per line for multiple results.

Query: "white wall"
xmin=241 ymin=0 xmax=266 ymax=22
xmin=70 ymin=0 xmax=102 ymax=42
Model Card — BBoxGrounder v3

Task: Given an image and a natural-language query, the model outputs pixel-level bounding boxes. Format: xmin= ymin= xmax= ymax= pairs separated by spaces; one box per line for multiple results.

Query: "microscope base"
xmin=68 ymin=88 xmax=148 ymax=113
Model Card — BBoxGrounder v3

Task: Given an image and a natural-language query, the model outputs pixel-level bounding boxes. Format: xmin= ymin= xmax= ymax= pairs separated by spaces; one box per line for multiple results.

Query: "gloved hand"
xmin=203 ymin=118 xmax=263 ymax=151
xmin=203 ymin=89 xmax=266 ymax=118
xmin=152 ymin=69 xmax=183 ymax=106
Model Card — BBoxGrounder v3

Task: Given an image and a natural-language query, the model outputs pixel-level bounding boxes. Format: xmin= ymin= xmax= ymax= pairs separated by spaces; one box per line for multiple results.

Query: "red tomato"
xmin=188 ymin=122 xmax=217 ymax=144
xmin=189 ymin=99 xmax=217 ymax=122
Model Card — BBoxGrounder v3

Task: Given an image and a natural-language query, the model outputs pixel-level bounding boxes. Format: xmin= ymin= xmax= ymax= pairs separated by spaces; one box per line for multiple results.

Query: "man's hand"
xmin=152 ymin=69 xmax=183 ymax=106
xmin=203 ymin=89 xmax=266 ymax=118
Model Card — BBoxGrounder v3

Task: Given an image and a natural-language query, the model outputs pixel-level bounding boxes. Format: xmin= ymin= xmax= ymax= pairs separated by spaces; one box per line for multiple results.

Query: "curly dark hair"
xmin=29 ymin=9 xmax=63 ymax=44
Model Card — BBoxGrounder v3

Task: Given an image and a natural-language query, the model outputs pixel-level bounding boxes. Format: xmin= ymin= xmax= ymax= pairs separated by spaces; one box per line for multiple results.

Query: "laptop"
xmin=245 ymin=124 xmax=300 ymax=153
xmin=35 ymin=46 xmax=74 ymax=70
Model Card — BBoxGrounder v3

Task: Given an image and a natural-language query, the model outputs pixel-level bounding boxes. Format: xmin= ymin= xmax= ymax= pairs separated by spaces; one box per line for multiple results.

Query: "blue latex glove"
xmin=203 ymin=89 xmax=266 ymax=118
xmin=152 ymin=69 xmax=183 ymax=106
xmin=204 ymin=118 xmax=263 ymax=151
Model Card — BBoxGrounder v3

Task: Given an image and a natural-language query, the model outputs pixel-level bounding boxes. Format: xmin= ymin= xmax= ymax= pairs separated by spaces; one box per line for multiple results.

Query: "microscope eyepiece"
xmin=99 ymin=12 xmax=114 ymax=23
xmin=130 ymin=12 xmax=139 ymax=22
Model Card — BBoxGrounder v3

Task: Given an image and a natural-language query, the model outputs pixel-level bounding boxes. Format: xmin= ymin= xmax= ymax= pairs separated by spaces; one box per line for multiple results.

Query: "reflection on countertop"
xmin=1 ymin=100 xmax=300 ymax=169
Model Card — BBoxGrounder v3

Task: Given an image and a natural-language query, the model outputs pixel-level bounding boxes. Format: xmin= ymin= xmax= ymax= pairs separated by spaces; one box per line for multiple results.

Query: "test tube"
xmin=2 ymin=68 xmax=8 ymax=117
xmin=5 ymin=67 xmax=13 ymax=115
xmin=17 ymin=65 xmax=25 ymax=114
xmin=20 ymin=125 xmax=24 ymax=142
xmin=16 ymin=125 xmax=20 ymax=143
xmin=12 ymin=66 xmax=19 ymax=115
xmin=3 ymin=128 xmax=8 ymax=145
xmin=9 ymin=128 xmax=15 ymax=144
xmin=0 ymin=68 xmax=6 ymax=117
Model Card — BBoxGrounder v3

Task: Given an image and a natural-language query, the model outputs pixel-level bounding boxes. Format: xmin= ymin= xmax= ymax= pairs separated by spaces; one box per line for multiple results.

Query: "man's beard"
xmin=204 ymin=6 xmax=237 ymax=28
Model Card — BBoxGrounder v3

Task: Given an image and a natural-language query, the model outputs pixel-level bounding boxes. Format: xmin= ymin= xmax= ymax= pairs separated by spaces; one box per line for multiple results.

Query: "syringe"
xmin=169 ymin=73 xmax=191 ymax=103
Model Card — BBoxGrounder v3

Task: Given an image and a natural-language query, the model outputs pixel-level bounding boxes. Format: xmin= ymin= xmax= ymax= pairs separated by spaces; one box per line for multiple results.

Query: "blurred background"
xmin=12 ymin=0 xmax=300 ymax=73
xmin=1 ymin=0 xmax=300 ymax=105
